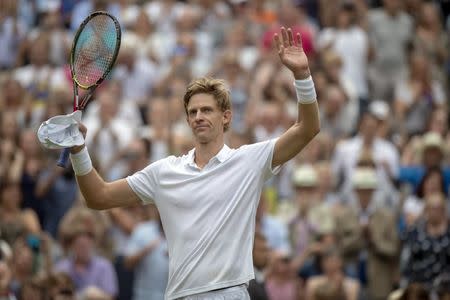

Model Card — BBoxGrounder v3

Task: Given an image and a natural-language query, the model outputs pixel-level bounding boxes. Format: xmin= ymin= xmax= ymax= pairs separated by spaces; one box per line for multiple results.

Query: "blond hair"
xmin=183 ymin=77 xmax=231 ymax=131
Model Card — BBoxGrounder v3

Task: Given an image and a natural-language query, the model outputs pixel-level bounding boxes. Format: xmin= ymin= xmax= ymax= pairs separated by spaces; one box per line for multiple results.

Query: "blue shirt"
xmin=124 ymin=221 xmax=169 ymax=300
xmin=398 ymin=166 xmax=450 ymax=195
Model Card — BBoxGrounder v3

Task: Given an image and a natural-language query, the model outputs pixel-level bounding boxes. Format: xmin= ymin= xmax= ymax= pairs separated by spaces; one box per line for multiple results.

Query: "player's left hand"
xmin=273 ymin=27 xmax=310 ymax=80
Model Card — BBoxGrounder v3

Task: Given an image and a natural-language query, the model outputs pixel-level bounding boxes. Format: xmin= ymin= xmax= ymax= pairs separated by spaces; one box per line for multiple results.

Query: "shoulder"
xmin=238 ymin=139 xmax=276 ymax=151
xmin=231 ymin=139 xmax=277 ymax=161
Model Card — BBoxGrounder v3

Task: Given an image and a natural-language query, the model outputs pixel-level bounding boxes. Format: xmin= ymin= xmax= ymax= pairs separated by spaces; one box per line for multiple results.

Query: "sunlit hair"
xmin=183 ymin=77 xmax=231 ymax=131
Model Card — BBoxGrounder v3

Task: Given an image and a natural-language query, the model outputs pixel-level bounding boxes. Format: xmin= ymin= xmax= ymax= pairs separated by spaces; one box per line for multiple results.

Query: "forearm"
xmin=297 ymin=100 xmax=320 ymax=138
xmin=271 ymin=76 xmax=320 ymax=167
xmin=70 ymin=144 xmax=140 ymax=210
xmin=75 ymin=167 xmax=110 ymax=210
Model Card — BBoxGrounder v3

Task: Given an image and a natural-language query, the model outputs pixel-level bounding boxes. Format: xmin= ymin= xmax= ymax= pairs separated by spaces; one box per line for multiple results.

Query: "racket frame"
xmin=57 ymin=11 xmax=121 ymax=168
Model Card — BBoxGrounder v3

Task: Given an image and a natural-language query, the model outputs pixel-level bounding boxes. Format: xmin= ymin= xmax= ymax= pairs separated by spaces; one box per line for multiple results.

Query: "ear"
xmin=223 ymin=110 xmax=232 ymax=129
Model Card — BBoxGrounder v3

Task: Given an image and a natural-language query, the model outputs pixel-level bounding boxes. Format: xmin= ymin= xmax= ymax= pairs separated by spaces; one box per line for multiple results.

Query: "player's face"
xmin=186 ymin=93 xmax=231 ymax=144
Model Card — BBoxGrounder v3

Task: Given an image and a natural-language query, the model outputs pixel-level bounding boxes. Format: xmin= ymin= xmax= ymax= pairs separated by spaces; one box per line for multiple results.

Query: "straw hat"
xmin=352 ymin=167 xmax=378 ymax=190
xmin=292 ymin=165 xmax=318 ymax=187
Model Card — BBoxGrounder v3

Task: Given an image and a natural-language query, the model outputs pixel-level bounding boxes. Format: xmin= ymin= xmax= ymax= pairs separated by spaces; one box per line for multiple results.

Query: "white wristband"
xmin=294 ymin=76 xmax=317 ymax=104
xmin=70 ymin=147 xmax=93 ymax=176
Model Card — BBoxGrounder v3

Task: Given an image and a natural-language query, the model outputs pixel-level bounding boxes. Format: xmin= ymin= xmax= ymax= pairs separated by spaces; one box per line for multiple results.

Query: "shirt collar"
xmin=187 ymin=144 xmax=232 ymax=167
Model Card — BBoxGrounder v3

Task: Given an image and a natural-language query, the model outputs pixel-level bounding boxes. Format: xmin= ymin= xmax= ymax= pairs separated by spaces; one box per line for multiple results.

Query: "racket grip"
xmin=57 ymin=148 xmax=71 ymax=168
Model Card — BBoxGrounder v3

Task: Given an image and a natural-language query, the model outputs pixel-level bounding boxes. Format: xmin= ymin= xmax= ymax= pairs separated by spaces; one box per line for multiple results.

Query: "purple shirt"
xmin=55 ymin=255 xmax=118 ymax=297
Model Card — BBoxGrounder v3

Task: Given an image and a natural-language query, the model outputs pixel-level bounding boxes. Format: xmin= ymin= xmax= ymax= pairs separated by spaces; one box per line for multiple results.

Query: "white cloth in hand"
xmin=37 ymin=111 xmax=85 ymax=149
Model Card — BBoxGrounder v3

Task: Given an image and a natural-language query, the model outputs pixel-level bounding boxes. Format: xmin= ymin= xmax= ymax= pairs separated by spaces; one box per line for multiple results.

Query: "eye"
xmin=203 ymin=107 xmax=213 ymax=113
xmin=188 ymin=110 xmax=197 ymax=117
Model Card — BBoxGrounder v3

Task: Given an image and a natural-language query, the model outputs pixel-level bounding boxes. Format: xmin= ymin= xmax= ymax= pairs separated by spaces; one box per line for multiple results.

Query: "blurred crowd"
xmin=0 ymin=0 xmax=450 ymax=299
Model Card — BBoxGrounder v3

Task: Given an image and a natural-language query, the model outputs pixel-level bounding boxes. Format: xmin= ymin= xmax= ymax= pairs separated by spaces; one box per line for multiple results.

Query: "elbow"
xmin=83 ymin=185 xmax=111 ymax=210
xmin=312 ymin=124 xmax=321 ymax=137
xmin=306 ymin=123 xmax=320 ymax=142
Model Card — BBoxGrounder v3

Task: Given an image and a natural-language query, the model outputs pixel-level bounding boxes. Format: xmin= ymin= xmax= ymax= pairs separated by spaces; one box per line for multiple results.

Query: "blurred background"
xmin=0 ymin=0 xmax=450 ymax=299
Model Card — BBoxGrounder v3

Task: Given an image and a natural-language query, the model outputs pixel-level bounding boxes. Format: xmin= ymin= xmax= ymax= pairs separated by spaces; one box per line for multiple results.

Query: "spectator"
xmin=0 ymin=0 xmax=26 ymax=70
xmin=402 ymin=193 xmax=450 ymax=287
xmin=399 ymin=132 xmax=450 ymax=195
xmin=44 ymin=272 xmax=76 ymax=300
xmin=318 ymin=84 xmax=353 ymax=140
xmin=34 ymin=162 xmax=78 ymax=238
xmin=123 ymin=205 xmax=168 ymax=300
xmin=83 ymin=87 xmax=136 ymax=179
xmin=402 ymin=167 xmax=446 ymax=229
xmin=332 ymin=111 xmax=399 ymax=206
xmin=18 ymin=274 xmax=46 ymax=300
xmin=320 ymin=50 xmax=358 ymax=134
xmin=318 ymin=1 xmax=370 ymax=104
xmin=350 ymin=167 xmax=399 ymax=300
xmin=305 ymin=248 xmax=360 ymax=300
xmin=0 ymin=110 xmax=24 ymax=185
xmin=264 ymin=251 xmax=302 ymax=300
xmin=247 ymin=230 xmax=270 ymax=300
xmin=55 ymin=210 xmax=118 ymax=298
xmin=393 ymin=50 xmax=446 ymax=137
xmin=0 ymin=181 xmax=40 ymax=246
xmin=256 ymin=194 xmax=291 ymax=254
xmin=368 ymin=0 xmax=413 ymax=101
xmin=0 ymin=259 xmax=15 ymax=300
xmin=413 ymin=1 xmax=449 ymax=84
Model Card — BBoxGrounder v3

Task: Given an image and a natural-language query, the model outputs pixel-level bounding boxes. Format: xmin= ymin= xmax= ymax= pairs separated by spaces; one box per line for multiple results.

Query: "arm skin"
xmin=75 ymin=166 xmax=140 ymax=210
xmin=70 ymin=124 xmax=140 ymax=210
xmin=271 ymin=27 xmax=320 ymax=169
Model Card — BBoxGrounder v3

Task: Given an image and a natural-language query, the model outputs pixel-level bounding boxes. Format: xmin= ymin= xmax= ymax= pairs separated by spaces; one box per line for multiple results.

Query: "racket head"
xmin=70 ymin=11 xmax=121 ymax=107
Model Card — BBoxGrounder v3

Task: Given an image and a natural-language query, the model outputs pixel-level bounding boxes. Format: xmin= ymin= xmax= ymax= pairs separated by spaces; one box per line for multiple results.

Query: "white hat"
xmin=292 ymin=165 xmax=318 ymax=187
xmin=369 ymin=100 xmax=389 ymax=120
xmin=422 ymin=132 xmax=444 ymax=152
xmin=37 ymin=111 xmax=84 ymax=149
xmin=352 ymin=167 xmax=378 ymax=190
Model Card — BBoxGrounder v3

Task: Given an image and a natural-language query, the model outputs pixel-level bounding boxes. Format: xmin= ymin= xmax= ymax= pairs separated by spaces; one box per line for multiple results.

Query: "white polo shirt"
xmin=126 ymin=139 xmax=280 ymax=300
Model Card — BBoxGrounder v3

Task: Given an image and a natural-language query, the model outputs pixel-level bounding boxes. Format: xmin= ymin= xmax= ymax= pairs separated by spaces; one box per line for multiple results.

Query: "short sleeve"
xmin=126 ymin=160 xmax=164 ymax=204
xmin=239 ymin=138 xmax=281 ymax=182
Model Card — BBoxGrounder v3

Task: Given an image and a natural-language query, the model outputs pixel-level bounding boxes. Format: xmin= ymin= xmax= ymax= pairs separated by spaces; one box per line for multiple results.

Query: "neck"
xmin=194 ymin=139 xmax=224 ymax=169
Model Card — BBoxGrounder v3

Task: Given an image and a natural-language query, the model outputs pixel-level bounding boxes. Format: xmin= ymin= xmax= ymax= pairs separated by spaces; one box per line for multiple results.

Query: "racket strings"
xmin=73 ymin=14 xmax=118 ymax=88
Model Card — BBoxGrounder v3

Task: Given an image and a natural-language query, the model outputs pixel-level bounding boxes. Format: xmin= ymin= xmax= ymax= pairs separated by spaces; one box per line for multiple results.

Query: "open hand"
xmin=273 ymin=27 xmax=310 ymax=80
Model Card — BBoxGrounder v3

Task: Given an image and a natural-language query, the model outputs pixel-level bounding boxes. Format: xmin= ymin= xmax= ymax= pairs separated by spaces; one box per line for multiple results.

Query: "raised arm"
xmin=70 ymin=124 xmax=140 ymax=210
xmin=272 ymin=27 xmax=320 ymax=168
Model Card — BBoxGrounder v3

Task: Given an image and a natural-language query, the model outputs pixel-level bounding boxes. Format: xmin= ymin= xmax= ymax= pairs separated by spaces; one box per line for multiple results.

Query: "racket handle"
xmin=57 ymin=148 xmax=71 ymax=168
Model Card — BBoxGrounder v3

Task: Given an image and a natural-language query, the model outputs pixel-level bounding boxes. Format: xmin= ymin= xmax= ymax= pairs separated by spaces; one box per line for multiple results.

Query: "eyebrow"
xmin=188 ymin=106 xmax=214 ymax=113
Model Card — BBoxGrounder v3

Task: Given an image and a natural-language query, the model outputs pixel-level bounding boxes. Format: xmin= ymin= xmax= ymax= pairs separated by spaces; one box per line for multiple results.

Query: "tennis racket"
xmin=57 ymin=11 xmax=121 ymax=167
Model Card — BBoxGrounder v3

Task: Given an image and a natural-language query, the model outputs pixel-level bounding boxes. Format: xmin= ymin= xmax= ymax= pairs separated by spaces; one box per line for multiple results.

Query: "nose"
xmin=194 ymin=110 xmax=204 ymax=122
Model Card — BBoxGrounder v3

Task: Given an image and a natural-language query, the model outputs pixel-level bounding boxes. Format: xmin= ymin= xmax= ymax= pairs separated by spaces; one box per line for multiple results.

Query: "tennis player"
xmin=68 ymin=27 xmax=320 ymax=300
